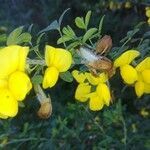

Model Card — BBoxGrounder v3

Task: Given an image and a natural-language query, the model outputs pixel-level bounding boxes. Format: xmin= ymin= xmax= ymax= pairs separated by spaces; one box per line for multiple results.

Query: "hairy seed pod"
xmin=96 ymin=35 xmax=112 ymax=54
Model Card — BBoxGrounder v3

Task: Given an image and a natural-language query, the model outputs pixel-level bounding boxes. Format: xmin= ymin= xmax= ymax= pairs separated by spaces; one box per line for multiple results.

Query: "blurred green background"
xmin=0 ymin=0 xmax=150 ymax=149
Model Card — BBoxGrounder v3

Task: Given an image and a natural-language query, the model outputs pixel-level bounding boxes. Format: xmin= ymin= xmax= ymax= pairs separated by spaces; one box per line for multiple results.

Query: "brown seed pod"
xmin=37 ymin=101 xmax=52 ymax=119
xmin=88 ymin=56 xmax=115 ymax=77
xmin=96 ymin=35 xmax=112 ymax=54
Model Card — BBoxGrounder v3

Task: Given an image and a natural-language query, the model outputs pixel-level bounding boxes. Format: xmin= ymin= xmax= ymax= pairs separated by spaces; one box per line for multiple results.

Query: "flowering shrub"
xmin=0 ymin=5 xmax=149 ymax=149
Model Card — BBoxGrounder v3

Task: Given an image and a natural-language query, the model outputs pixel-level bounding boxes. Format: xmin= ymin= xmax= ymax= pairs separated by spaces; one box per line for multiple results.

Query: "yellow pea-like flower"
xmin=72 ymin=70 xmax=86 ymax=83
xmin=136 ymin=57 xmax=150 ymax=72
xmin=8 ymin=71 xmax=32 ymax=101
xmin=88 ymin=92 xmax=104 ymax=111
xmin=45 ymin=45 xmax=72 ymax=72
xmin=43 ymin=67 xmax=59 ymax=89
xmin=96 ymin=83 xmax=111 ymax=106
xmin=135 ymin=81 xmax=145 ymax=98
xmin=114 ymin=50 xmax=140 ymax=68
xmin=120 ymin=65 xmax=138 ymax=84
xmin=144 ymin=83 xmax=150 ymax=94
xmin=43 ymin=45 xmax=72 ymax=88
xmin=0 ymin=45 xmax=29 ymax=78
xmin=146 ymin=10 xmax=150 ymax=17
xmin=141 ymin=70 xmax=150 ymax=84
xmin=0 ymin=89 xmax=18 ymax=117
xmin=75 ymin=83 xmax=91 ymax=102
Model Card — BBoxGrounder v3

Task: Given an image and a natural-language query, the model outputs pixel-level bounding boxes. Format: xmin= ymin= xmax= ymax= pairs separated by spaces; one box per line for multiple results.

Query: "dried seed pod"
xmin=37 ymin=101 xmax=52 ymax=119
xmin=88 ymin=56 xmax=115 ymax=77
xmin=96 ymin=35 xmax=112 ymax=54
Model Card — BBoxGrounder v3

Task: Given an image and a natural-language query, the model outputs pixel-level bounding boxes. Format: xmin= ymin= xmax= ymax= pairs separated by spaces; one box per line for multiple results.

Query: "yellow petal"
xmin=45 ymin=45 xmax=56 ymax=66
xmin=8 ymin=71 xmax=32 ymax=101
xmin=114 ymin=50 xmax=140 ymax=68
xmin=146 ymin=10 xmax=150 ymax=17
xmin=0 ymin=89 xmax=18 ymax=117
xmin=120 ymin=65 xmax=138 ymax=84
xmin=0 ymin=78 xmax=8 ymax=88
xmin=89 ymin=92 xmax=104 ymax=111
xmin=0 ymin=45 xmax=20 ymax=78
xmin=144 ymin=83 xmax=150 ymax=94
xmin=45 ymin=45 xmax=72 ymax=72
xmin=18 ymin=46 xmax=29 ymax=71
xmin=0 ymin=113 xmax=8 ymax=119
xmin=136 ymin=57 xmax=150 ymax=72
xmin=96 ymin=83 xmax=111 ymax=106
xmin=85 ymin=73 xmax=100 ymax=85
xmin=141 ymin=69 xmax=150 ymax=84
xmin=43 ymin=67 xmax=59 ymax=89
xmin=135 ymin=81 xmax=144 ymax=98
xmin=75 ymin=83 xmax=91 ymax=102
xmin=72 ymin=70 xmax=86 ymax=83
xmin=98 ymin=73 xmax=108 ymax=83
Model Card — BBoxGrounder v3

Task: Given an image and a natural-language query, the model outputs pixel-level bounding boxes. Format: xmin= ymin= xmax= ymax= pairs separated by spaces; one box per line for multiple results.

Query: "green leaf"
xmin=62 ymin=26 xmax=76 ymax=38
xmin=7 ymin=26 xmax=24 ymax=45
xmin=57 ymin=35 xmax=72 ymax=44
xmin=38 ymin=20 xmax=59 ymax=34
xmin=17 ymin=33 xmax=32 ymax=44
xmin=59 ymin=8 xmax=70 ymax=26
xmin=82 ymin=28 xmax=98 ymax=43
xmin=75 ymin=17 xmax=86 ymax=29
xmin=60 ymin=71 xmax=73 ymax=82
xmin=98 ymin=15 xmax=105 ymax=34
xmin=31 ymin=75 xmax=43 ymax=84
xmin=85 ymin=11 xmax=91 ymax=29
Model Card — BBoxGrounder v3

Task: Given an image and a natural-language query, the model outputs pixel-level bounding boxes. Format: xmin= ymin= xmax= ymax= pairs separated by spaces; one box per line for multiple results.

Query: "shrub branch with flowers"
xmin=0 ymin=7 xmax=150 ymax=149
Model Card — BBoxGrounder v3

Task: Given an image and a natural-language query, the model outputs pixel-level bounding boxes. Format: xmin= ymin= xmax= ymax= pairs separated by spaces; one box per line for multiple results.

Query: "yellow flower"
xmin=75 ymin=83 xmax=91 ymax=102
xmin=43 ymin=45 xmax=72 ymax=88
xmin=114 ymin=50 xmax=140 ymax=85
xmin=125 ymin=1 xmax=132 ymax=9
xmin=120 ymin=65 xmax=138 ymax=84
xmin=8 ymin=71 xmax=32 ymax=101
xmin=146 ymin=9 xmax=150 ymax=18
xmin=148 ymin=18 xmax=150 ymax=25
xmin=88 ymin=92 xmax=104 ymax=111
xmin=85 ymin=72 xmax=108 ymax=85
xmin=134 ymin=57 xmax=150 ymax=97
xmin=0 ymin=45 xmax=32 ymax=119
xmin=114 ymin=50 xmax=140 ymax=68
xmin=96 ymin=83 xmax=111 ymax=106
xmin=72 ymin=70 xmax=86 ymax=83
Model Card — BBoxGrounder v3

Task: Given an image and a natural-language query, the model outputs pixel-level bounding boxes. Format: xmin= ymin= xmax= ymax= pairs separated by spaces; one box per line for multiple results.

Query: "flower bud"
xmin=37 ymin=101 xmax=52 ymax=119
xmin=96 ymin=35 xmax=112 ymax=54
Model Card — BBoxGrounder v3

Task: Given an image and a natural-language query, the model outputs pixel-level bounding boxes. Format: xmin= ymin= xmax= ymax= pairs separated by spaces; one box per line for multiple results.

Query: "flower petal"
xmin=72 ymin=70 xmax=86 ymax=83
xmin=136 ymin=57 xmax=150 ymax=72
xmin=0 ymin=89 xmax=18 ymax=117
xmin=43 ymin=67 xmax=59 ymax=89
xmin=120 ymin=65 xmax=138 ymax=84
xmin=0 ymin=45 xmax=20 ymax=78
xmin=135 ymin=81 xmax=144 ymax=98
xmin=114 ymin=50 xmax=140 ymax=68
xmin=96 ymin=83 xmax=111 ymax=106
xmin=45 ymin=45 xmax=72 ymax=72
xmin=8 ymin=71 xmax=32 ymax=101
xmin=141 ymin=69 xmax=150 ymax=84
xmin=18 ymin=46 xmax=29 ymax=71
xmin=85 ymin=73 xmax=100 ymax=85
xmin=75 ymin=83 xmax=91 ymax=102
xmin=89 ymin=92 xmax=104 ymax=111
xmin=0 ymin=78 xmax=8 ymax=88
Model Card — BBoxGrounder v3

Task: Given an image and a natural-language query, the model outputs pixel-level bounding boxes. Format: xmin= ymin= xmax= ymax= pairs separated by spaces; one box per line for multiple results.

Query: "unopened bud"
xmin=37 ymin=101 xmax=52 ymax=119
xmin=96 ymin=35 xmax=112 ymax=54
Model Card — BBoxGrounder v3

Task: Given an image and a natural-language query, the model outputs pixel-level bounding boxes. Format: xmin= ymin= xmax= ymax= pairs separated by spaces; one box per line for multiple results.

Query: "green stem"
xmin=58 ymin=28 xmax=67 ymax=48
xmin=27 ymin=59 xmax=45 ymax=66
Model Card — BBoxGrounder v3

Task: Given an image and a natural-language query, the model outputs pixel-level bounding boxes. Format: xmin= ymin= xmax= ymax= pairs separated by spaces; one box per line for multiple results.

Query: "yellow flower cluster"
xmin=109 ymin=1 xmax=132 ymax=10
xmin=0 ymin=45 xmax=32 ymax=119
xmin=72 ymin=70 xmax=111 ymax=111
xmin=42 ymin=45 xmax=72 ymax=88
xmin=114 ymin=50 xmax=150 ymax=97
xmin=145 ymin=7 xmax=150 ymax=25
